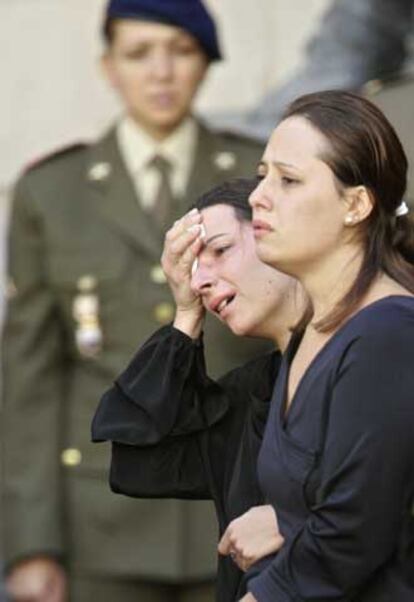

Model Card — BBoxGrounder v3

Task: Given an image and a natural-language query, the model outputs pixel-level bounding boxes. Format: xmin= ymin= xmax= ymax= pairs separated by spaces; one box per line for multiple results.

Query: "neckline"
xmin=280 ymin=294 xmax=414 ymax=423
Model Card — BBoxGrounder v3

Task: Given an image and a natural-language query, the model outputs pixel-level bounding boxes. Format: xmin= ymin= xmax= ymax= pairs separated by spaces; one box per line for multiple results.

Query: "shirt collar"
xmin=117 ymin=115 xmax=198 ymax=177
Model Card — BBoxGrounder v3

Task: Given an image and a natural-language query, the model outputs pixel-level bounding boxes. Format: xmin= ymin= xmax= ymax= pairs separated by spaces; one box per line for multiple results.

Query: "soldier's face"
xmin=102 ymin=20 xmax=208 ymax=139
xmin=191 ymin=204 xmax=297 ymax=339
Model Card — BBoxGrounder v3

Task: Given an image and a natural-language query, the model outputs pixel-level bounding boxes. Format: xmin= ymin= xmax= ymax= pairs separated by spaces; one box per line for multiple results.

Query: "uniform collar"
xmin=117 ymin=115 xmax=198 ymax=186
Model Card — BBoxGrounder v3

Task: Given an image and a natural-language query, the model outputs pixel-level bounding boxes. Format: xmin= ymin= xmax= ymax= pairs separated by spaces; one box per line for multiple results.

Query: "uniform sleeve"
xmin=249 ymin=326 xmax=414 ymax=601
xmin=1 ymin=176 xmax=67 ymax=565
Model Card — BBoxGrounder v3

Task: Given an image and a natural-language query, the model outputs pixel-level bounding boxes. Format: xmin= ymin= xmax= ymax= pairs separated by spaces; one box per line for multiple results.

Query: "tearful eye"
xmin=214 ymin=245 xmax=231 ymax=257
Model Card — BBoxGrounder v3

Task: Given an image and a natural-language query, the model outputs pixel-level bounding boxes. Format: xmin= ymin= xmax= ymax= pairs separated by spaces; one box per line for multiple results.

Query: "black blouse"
xmin=249 ymin=296 xmax=414 ymax=602
xmin=92 ymin=325 xmax=281 ymax=602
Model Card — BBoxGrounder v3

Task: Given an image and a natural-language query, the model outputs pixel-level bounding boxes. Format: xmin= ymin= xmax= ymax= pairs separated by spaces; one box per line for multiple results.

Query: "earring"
xmin=345 ymin=215 xmax=354 ymax=225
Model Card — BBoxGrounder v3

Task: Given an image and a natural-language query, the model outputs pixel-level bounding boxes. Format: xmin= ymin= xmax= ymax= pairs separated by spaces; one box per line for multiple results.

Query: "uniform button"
xmin=77 ymin=275 xmax=97 ymax=292
xmin=153 ymin=302 xmax=174 ymax=324
xmin=61 ymin=448 xmax=82 ymax=467
xmin=150 ymin=265 xmax=167 ymax=284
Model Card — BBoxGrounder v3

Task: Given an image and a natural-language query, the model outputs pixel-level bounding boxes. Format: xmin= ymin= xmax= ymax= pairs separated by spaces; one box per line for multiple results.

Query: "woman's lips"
xmin=209 ymin=294 xmax=236 ymax=315
xmin=149 ymin=92 xmax=176 ymax=109
xmin=252 ymin=219 xmax=273 ymax=236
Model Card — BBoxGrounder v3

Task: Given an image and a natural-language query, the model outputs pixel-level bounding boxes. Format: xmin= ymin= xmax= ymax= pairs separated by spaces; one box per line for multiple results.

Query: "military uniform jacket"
xmin=92 ymin=325 xmax=281 ymax=602
xmin=1 ymin=120 xmax=266 ymax=580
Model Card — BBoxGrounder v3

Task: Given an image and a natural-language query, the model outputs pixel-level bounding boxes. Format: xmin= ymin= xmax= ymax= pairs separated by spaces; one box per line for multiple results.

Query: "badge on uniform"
xmin=87 ymin=162 xmax=112 ymax=182
xmin=72 ymin=275 xmax=102 ymax=357
xmin=213 ymin=151 xmax=237 ymax=171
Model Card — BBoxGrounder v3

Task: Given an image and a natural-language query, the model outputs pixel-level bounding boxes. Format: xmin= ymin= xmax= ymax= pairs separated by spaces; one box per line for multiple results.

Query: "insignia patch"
xmin=88 ymin=162 xmax=112 ymax=182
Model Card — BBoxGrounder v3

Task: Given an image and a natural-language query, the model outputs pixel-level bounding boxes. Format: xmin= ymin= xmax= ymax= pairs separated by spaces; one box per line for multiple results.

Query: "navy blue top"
xmin=249 ymin=296 xmax=414 ymax=601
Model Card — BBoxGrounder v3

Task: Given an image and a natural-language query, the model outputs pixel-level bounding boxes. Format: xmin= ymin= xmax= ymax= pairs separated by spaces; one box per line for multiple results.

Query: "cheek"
xmin=112 ymin=65 xmax=144 ymax=94
xmin=176 ymin=60 xmax=206 ymax=89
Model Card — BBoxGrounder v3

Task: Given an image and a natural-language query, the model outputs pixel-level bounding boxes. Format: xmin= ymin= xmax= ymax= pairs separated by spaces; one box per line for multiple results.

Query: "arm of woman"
xmin=248 ymin=324 xmax=414 ymax=601
xmin=92 ymin=322 xmax=232 ymax=498
xmin=91 ymin=209 xmax=226 ymax=497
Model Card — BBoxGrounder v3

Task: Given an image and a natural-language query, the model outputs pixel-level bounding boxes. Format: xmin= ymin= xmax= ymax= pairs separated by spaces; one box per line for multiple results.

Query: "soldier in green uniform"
xmin=1 ymin=1 xmax=267 ymax=601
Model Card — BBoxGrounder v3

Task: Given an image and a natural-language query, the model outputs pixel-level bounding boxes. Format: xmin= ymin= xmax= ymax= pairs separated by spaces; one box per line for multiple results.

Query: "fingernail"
xmin=191 ymin=258 xmax=199 ymax=275
xmin=188 ymin=208 xmax=199 ymax=216
xmin=186 ymin=224 xmax=201 ymax=233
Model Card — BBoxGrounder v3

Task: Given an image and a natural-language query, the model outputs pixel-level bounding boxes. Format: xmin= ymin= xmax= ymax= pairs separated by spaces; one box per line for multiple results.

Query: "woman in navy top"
xmin=243 ymin=90 xmax=414 ymax=601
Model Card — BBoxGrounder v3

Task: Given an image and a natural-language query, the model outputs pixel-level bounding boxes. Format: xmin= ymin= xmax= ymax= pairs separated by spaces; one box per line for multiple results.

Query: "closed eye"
xmin=281 ymin=176 xmax=299 ymax=186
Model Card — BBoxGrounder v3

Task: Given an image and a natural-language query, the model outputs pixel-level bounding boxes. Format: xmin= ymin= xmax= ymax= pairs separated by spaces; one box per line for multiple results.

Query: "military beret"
xmin=105 ymin=0 xmax=222 ymax=62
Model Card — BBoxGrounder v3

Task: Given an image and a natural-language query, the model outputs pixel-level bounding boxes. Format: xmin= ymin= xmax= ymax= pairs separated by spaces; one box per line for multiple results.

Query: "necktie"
xmin=149 ymin=155 xmax=175 ymax=232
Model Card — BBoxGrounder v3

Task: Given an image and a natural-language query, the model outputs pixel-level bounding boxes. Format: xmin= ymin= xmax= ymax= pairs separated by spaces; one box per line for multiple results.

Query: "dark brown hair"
xmin=102 ymin=17 xmax=117 ymax=45
xmin=282 ymin=90 xmax=414 ymax=332
xmin=193 ymin=178 xmax=256 ymax=222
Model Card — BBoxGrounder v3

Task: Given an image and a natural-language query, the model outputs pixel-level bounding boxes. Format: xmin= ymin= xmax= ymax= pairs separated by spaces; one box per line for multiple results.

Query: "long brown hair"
xmin=283 ymin=90 xmax=414 ymax=332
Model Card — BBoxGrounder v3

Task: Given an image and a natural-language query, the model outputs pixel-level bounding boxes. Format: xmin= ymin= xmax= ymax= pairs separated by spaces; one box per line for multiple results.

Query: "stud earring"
xmin=345 ymin=215 xmax=354 ymax=225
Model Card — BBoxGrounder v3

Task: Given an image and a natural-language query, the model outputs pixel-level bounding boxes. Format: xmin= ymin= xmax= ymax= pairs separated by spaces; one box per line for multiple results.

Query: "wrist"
xmin=173 ymin=308 xmax=204 ymax=339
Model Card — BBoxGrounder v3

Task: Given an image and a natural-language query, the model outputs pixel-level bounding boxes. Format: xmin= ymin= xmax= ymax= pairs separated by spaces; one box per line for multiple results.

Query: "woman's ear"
xmin=343 ymin=186 xmax=374 ymax=226
xmin=100 ymin=52 xmax=117 ymax=90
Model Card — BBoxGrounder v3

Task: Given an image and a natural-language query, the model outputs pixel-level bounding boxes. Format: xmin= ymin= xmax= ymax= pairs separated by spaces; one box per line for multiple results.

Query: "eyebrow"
xmin=258 ymin=160 xmax=299 ymax=170
xmin=204 ymin=232 xmax=228 ymax=245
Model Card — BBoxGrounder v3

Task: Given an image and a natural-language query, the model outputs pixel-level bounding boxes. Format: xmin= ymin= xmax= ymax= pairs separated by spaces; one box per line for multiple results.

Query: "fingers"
xmin=161 ymin=209 xmax=205 ymax=280
xmin=167 ymin=209 xmax=204 ymax=251
xmin=218 ymin=506 xmax=286 ymax=573
xmin=218 ymin=530 xmax=254 ymax=572
xmin=162 ymin=209 xmax=205 ymax=273
xmin=218 ymin=522 xmax=251 ymax=569
xmin=217 ymin=528 xmax=231 ymax=556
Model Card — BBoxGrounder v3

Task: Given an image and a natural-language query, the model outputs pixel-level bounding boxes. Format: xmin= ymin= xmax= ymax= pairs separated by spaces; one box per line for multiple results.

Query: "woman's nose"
xmin=151 ymin=50 xmax=174 ymax=80
xmin=249 ymin=178 xmax=272 ymax=210
xmin=190 ymin=261 xmax=214 ymax=294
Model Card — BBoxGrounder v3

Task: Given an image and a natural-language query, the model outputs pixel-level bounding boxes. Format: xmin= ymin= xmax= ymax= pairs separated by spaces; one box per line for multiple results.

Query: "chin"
xmin=256 ymin=243 xmax=290 ymax=272
xmin=228 ymin=320 xmax=253 ymax=338
xmin=255 ymin=240 xmax=276 ymax=265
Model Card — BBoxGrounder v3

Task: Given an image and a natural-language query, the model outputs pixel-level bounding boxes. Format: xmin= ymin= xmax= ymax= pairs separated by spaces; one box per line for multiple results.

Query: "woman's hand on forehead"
xmin=161 ymin=209 xmax=206 ymax=338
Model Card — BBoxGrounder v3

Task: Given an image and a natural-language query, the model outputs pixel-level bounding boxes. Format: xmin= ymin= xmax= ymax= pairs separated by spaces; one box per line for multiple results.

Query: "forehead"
xmin=264 ymin=116 xmax=329 ymax=167
xmin=111 ymin=19 xmax=198 ymax=46
xmin=200 ymin=204 xmax=244 ymax=235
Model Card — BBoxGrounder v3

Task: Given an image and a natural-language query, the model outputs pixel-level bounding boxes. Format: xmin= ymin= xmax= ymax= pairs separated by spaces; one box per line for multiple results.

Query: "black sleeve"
xmin=249 ymin=327 xmax=414 ymax=601
xmin=92 ymin=325 xmax=229 ymax=446
xmin=92 ymin=325 xmax=229 ymax=499
xmin=92 ymin=325 xmax=278 ymax=502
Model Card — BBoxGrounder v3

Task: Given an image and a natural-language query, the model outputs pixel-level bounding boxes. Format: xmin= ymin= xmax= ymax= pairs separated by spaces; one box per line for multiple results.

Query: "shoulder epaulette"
xmin=24 ymin=142 xmax=87 ymax=172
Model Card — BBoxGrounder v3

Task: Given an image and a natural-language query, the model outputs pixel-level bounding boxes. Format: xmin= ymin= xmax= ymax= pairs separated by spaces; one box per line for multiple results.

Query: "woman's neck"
xmin=299 ymin=245 xmax=364 ymax=325
xmin=270 ymin=283 xmax=308 ymax=352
